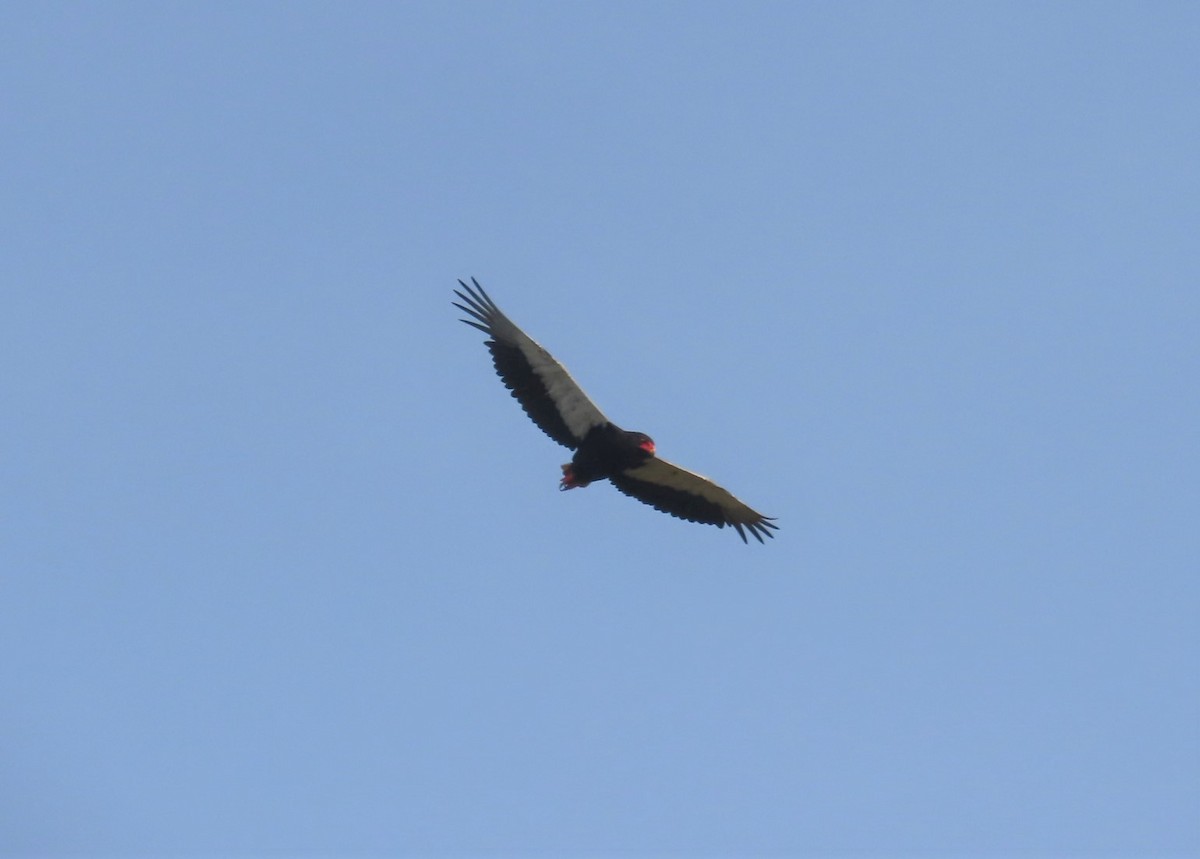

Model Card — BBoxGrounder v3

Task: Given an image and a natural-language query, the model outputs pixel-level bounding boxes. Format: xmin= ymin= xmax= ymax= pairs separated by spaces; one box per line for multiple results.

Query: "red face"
xmin=638 ymin=435 xmax=656 ymax=454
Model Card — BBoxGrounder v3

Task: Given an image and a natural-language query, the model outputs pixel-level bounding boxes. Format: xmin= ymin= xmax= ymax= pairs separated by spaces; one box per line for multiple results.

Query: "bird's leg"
xmin=560 ymin=463 xmax=584 ymax=491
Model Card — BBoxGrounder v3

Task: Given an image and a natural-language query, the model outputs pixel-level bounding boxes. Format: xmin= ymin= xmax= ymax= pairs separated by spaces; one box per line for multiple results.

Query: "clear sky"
xmin=2 ymin=2 xmax=1197 ymax=856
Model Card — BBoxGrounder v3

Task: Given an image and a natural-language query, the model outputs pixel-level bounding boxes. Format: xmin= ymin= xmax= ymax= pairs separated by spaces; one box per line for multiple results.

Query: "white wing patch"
xmin=621 ymin=458 xmax=762 ymax=520
xmin=520 ymin=338 xmax=608 ymax=442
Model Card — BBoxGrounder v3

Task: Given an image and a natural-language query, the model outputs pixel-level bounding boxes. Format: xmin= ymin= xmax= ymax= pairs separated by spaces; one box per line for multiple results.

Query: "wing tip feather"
xmin=454 ymin=279 xmax=502 ymax=334
xmin=456 ymin=277 xmax=498 ymax=314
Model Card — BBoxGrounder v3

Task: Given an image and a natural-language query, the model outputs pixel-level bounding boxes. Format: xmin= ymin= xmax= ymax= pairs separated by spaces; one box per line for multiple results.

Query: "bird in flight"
xmin=454 ymin=279 xmax=778 ymax=543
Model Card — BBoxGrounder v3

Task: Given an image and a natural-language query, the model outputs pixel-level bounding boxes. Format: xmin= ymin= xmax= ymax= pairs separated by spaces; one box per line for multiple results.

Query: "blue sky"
xmin=2 ymin=2 xmax=1197 ymax=855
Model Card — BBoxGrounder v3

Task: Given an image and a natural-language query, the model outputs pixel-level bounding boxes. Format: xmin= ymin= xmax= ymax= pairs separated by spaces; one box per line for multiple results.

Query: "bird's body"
xmin=454 ymin=278 xmax=778 ymax=543
xmin=560 ymin=424 xmax=656 ymax=490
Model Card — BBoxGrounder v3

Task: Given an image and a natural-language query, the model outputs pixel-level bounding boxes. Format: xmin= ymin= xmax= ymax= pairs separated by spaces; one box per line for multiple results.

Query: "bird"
xmin=453 ymin=278 xmax=778 ymax=543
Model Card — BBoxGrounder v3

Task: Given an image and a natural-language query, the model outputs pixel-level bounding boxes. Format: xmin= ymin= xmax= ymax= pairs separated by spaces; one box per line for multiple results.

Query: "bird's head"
xmin=628 ymin=431 xmax=656 ymax=455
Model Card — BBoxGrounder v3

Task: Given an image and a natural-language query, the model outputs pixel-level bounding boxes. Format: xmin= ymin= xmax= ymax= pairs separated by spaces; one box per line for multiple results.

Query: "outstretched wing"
xmin=609 ymin=457 xmax=778 ymax=543
xmin=454 ymin=278 xmax=609 ymax=449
